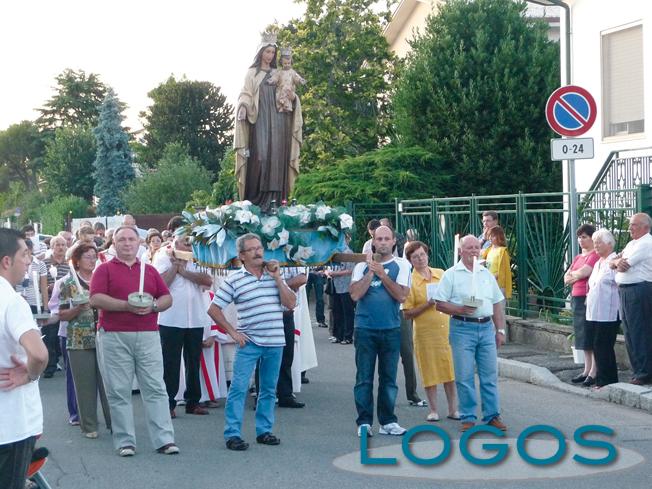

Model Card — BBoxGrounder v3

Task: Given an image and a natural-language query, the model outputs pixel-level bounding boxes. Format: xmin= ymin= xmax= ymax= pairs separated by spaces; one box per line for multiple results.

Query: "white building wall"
xmin=561 ymin=0 xmax=651 ymax=193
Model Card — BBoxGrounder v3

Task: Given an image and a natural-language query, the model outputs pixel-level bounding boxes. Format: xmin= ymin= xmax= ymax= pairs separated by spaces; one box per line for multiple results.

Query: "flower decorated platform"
xmin=181 ymin=201 xmax=354 ymax=268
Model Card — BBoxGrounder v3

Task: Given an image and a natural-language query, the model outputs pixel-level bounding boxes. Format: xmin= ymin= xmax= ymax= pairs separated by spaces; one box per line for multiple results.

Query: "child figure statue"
xmin=267 ymin=47 xmax=306 ymax=113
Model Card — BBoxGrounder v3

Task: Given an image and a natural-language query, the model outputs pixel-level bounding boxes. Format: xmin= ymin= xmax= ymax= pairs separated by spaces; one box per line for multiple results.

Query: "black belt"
xmin=452 ymin=315 xmax=492 ymax=323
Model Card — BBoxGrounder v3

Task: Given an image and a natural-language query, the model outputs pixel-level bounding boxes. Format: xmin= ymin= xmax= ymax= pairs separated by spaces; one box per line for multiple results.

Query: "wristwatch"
xmin=496 ymin=329 xmax=506 ymax=335
xmin=152 ymin=299 xmax=159 ymax=313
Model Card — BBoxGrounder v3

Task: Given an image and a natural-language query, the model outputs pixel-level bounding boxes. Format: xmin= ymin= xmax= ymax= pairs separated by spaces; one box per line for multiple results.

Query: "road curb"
xmin=498 ymin=358 xmax=652 ymax=414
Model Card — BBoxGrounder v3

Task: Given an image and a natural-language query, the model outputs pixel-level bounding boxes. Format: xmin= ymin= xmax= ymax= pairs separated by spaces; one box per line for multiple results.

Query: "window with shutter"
xmin=601 ymin=25 xmax=644 ymax=138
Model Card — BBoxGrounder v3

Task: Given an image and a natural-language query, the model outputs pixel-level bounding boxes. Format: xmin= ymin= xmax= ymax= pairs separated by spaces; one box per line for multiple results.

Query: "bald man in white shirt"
xmin=610 ymin=213 xmax=652 ymax=385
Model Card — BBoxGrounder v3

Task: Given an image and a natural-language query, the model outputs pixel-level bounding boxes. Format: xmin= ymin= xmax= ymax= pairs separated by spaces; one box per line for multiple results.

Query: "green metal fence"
xmin=394 ymin=188 xmax=643 ymax=321
xmin=348 ymin=201 xmax=398 ymax=252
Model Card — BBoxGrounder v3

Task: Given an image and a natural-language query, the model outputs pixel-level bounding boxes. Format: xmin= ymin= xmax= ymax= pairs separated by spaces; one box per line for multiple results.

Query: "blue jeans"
xmin=449 ymin=318 xmax=500 ymax=423
xmin=224 ymin=342 xmax=283 ymax=440
xmin=353 ymin=327 xmax=401 ymax=426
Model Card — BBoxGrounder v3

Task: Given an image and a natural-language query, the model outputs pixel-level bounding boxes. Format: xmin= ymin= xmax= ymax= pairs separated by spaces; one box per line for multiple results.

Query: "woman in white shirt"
xmin=586 ymin=229 xmax=620 ymax=388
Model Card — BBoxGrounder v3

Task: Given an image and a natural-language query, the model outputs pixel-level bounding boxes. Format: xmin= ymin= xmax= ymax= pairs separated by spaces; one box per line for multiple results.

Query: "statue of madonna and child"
xmin=234 ymin=31 xmax=306 ymax=212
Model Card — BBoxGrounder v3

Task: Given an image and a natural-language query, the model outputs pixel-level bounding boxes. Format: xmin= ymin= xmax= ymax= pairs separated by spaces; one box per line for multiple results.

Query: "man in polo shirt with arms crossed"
xmin=350 ymin=225 xmax=411 ymax=437
xmin=208 ymin=233 xmax=296 ymax=451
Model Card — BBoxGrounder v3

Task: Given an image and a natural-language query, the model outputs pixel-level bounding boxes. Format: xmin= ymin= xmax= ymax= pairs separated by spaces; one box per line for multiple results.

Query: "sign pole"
xmin=545 ymin=85 xmax=597 ymax=260
xmin=568 ymin=157 xmax=578 ymax=257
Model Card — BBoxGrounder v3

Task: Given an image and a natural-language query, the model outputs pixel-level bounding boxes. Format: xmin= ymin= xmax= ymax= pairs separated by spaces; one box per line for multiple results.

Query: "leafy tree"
xmin=0 ymin=181 xmax=46 ymax=227
xmin=36 ymin=69 xmax=108 ymax=132
xmin=276 ymin=0 xmax=395 ymax=170
xmin=93 ymin=89 xmax=135 ymax=215
xmin=122 ymin=143 xmax=212 ymax=214
xmin=40 ymin=195 xmax=90 ymax=235
xmin=292 ymin=146 xmax=449 ymax=205
xmin=42 ymin=126 xmax=96 ymax=200
xmin=392 ymin=0 xmax=560 ymax=196
xmin=139 ymin=76 xmax=234 ymax=177
xmin=0 ymin=121 xmax=45 ymax=191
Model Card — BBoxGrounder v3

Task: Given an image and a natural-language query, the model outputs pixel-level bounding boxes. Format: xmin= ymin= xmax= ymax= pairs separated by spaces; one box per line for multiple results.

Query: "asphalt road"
xmin=37 ymin=324 xmax=652 ymax=489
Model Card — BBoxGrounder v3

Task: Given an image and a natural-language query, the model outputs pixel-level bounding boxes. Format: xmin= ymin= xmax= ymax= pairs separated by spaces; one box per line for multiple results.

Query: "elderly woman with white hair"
xmin=586 ymin=228 xmax=620 ymax=387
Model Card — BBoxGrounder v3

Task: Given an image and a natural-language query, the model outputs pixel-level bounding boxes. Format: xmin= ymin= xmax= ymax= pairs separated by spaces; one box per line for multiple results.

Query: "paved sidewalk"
xmin=498 ymin=342 xmax=652 ymax=414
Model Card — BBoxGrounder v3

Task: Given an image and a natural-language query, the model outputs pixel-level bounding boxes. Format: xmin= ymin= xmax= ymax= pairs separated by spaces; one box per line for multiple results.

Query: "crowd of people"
xmin=1 ymin=209 xmax=652 ymax=487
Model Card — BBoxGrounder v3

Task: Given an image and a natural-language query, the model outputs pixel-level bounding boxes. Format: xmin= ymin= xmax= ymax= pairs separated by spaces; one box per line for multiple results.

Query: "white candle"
xmin=69 ymin=260 xmax=83 ymax=293
xmin=471 ymin=256 xmax=478 ymax=298
xmin=453 ymin=234 xmax=460 ymax=265
xmin=32 ymin=270 xmax=42 ymax=314
xmin=138 ymin=257 xmax=146 ymax=295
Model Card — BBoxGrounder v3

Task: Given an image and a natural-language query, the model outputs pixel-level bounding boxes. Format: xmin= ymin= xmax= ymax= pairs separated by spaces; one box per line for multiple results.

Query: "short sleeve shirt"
xmin=435 ymin=260 xmax=504 ymax=318
xmin=351 ymin=257 xmax=410 ymax=329
xmin=212 ymin=267 xmax=286 ymax=347
xmin=570 ymin=251 xmax=599 ymax=297
xmin=90 ymin=258 xmax=170 ymax=332
xmin=15 ymin=257 xmax=47 ymax=307
xmin=0 ymin=276 xmax=43 ymax=444
xmin=153 ymin=251 xmax=211 ymax=328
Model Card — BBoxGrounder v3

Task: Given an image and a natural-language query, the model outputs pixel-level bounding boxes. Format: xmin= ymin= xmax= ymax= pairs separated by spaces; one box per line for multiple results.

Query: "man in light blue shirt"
xmin=435 ymin=235 xmax=507 ymax=432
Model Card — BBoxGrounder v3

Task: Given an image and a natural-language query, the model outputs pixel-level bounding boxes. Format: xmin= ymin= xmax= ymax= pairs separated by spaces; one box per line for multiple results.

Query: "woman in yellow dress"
xmin=403 ymin=241 xmax=458 ymax=422
xmin=481 ymin=226 xmax=512 ymax=303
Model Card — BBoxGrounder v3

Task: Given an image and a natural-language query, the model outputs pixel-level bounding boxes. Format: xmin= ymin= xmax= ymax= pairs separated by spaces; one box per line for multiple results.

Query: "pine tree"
xmin=93 ymin=89 xmax=135 ymax=215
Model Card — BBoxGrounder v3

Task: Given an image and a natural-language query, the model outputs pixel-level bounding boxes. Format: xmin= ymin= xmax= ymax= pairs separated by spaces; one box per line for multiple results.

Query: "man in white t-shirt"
xmin=0 ymin=229 xmax=49 ymax=489
xmin=610 ymin=212 xmax=652 ymax=385
xmin=154 ymin=236 xmax=213 ymax=417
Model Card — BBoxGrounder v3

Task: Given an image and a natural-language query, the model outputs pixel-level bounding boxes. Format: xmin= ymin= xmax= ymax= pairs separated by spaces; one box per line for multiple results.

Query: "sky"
xmin=0 ymin=0 xmax=306 ymax=131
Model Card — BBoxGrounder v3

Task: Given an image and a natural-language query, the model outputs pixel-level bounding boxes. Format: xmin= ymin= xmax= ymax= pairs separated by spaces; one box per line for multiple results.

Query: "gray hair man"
xmin=610 ymin=213 xmax=652 ymax=385
xmin=435 ymin=235 xmax=507 ymax=432
xmin=208 ymin=233 xmax=296 ymax=451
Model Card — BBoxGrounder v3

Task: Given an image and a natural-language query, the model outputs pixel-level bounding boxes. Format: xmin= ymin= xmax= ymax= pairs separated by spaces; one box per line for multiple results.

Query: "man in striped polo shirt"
xmin=208 ymin=233 xmax=296 ymax=451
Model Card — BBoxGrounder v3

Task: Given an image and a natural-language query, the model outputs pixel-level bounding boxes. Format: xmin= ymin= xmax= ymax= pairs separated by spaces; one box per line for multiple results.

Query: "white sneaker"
xmin=357 ymin=424 xmax=373 ymax=437
xmin=379 ymin=422 xmax=407 ymax=436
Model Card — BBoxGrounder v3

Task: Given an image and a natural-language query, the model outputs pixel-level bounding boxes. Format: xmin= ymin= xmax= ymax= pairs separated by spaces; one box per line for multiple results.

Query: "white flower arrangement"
xmin=182 ymin=200 xmax=354 ymax=263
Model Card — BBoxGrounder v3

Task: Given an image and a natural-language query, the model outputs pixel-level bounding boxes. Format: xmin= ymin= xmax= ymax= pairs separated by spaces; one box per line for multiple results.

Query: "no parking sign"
xmin=545 ymin=85 xmax=596 ymax=137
